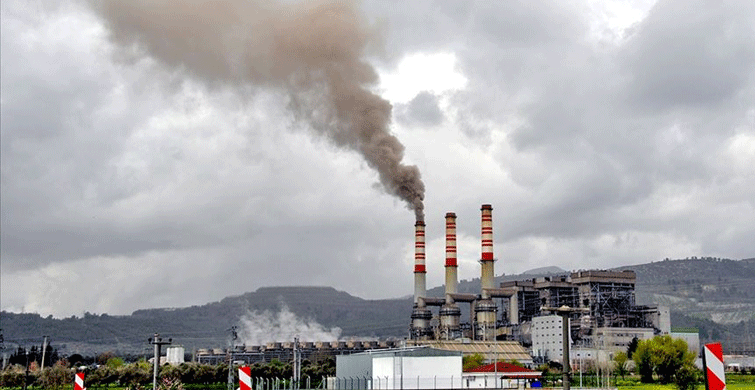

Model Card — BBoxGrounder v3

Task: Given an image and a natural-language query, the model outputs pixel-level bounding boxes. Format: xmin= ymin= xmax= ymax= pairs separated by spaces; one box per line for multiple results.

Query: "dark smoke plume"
xmin=89 ymin=0 xmax=425 ymax=220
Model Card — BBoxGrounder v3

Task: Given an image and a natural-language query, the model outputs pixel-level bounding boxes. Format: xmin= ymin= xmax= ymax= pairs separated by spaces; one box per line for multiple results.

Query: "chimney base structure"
xmin=438 ymin=304 xmax=462 ymax=340
xmin=410 ymin=305 xmax=433 ymax=340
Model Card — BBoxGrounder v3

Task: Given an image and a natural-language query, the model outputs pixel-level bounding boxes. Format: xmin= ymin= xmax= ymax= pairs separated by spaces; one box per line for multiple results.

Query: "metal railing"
xmin=325 ymin=375 xmax=470 ymax=390
xmin=246 ymin=376 xmax=315 ymax=390
xmin=250 ymin=375 xmax=552 ymax=390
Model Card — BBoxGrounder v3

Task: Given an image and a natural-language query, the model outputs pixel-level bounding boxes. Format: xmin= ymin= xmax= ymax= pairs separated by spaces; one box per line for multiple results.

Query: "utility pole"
xmin=488 ymin=343 xmax=498 ymax=389
xmin=0 ymin=328 xmax=5 ymax=370
xmin=541 ymin=305 xmax=589 ymax=390
xmin=40 ymin=336 xmax=49 ymax=371
xmin=293 ymin=336 xmax=300 ymax=390
xmin=227 ymin=326 xmax=238 ymax=390
xmin=149 ymin=333 xmax=172 ymax=390
xmin=23 ymin=346 xmax=29 ymax=390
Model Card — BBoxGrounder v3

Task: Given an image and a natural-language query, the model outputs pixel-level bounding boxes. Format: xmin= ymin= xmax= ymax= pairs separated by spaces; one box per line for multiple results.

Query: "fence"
xmin=249 ymin=376 xmax=464 ymax=390
xmin=323 ymin=376 xmax=549 ymax=390
xmin=248 ymin=376 xmax=317 ymax=390
xmin=327 ymin=376 xmax=464 ymax=390
xmin=246 ymin=375 xmax=577 ymax=390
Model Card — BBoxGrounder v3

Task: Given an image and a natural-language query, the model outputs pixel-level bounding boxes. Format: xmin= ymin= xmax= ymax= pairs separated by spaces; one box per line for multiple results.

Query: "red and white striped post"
xmin=703 ymin=342 xmax=726 ymax=390
xmin=74 ymin=372 xmax=85 ymax=390
xmin=239 ymin=366 xmax=252 ymax=390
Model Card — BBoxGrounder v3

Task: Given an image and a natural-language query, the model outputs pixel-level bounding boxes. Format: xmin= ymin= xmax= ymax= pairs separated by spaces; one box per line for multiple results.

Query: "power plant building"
xmin=408 ymin=204 xmax=671 ymax=366
xmin=199 ymin=203 xmax=676 ymax=370
xmin=405 ymin=340 xmax=533 ymax=366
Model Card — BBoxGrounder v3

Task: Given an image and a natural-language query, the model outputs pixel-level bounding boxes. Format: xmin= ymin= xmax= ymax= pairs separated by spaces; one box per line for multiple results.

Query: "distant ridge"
xmin=1 ymin=286 xmax=411 ymax=356
xmin=612 ymin=257 xmax=755 ymax=324
xmin=2 ymin=257 xmax=753 ymax=356
xmin=522 ymin=266 xmax=566 ymax=275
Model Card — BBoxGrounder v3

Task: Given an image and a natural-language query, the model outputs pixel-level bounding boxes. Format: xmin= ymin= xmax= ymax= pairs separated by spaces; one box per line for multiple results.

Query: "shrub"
xmin=118 ymin=361 xmax=151 ymax=387
xmin=0 ymin=365 xmax=27 ymax=388
xmin=673 ymin=363 xmax=701 ymax=390
xmin=37 ymin=361 xmax=72 ymax=390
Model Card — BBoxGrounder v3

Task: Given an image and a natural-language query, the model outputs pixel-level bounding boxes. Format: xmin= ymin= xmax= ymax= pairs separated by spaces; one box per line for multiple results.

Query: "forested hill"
xmin=2 ymin=257 xmax=754 ymax=356
xmin=615 ymin=257 xmax=755 ymax=324
xmin=2 ymin=286 xmax=411 ymax=355
xmin=615 ymin=257 xmax=755 ymax=284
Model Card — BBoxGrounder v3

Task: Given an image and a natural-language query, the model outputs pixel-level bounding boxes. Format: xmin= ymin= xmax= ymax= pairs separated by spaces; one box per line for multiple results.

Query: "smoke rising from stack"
xmin=89 ymin=0 xmax=425 ymax=220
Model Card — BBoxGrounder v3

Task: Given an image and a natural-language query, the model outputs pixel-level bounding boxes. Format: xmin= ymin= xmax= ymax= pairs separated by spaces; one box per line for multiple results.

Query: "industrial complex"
xmin=407 ymin=205 xmax=673 ymax=365
xmin=197 ymin=203 xmax=689 ymax=375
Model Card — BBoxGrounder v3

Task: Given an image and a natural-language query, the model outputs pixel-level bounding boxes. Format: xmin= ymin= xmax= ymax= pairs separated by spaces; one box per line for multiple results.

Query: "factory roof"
xmin=349 ymin=346 xmax=462 ymax=357
xmin=466 ymin=362 xmax=541 ymax=377
xmin=407 ymin=340 xmax=532 ymax=363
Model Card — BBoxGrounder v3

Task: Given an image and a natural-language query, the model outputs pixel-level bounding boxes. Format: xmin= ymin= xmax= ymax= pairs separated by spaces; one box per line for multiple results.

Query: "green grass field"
xmin=613 ymin=373 xmax=754 ymax=389
xmin=607 ymin=372 xmax=755 ymax=390
xmin=616 ymin=385 xmax=753 ymax=390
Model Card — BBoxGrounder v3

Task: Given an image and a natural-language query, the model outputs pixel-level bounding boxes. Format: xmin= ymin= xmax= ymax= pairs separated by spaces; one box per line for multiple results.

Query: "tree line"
xmin=0 ymin=353 xmax=335 ymax=390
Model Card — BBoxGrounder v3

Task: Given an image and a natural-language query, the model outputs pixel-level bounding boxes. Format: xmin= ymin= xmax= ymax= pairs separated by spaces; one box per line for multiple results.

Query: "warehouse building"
xmin=333 ymin=347 xmax=463 ymax=390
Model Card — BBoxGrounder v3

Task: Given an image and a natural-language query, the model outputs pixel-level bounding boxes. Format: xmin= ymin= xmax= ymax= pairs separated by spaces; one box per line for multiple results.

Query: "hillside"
xmin=2 ymin=286 xmax=411 ymax=355
xmin=615 ymin=257 xmax=755 ymax=324
xmin=2 ymin=257 xmax=753 ymax=356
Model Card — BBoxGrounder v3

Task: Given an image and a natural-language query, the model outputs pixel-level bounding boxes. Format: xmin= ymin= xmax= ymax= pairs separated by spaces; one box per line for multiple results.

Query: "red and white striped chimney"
xmin=444 ymin=213 xmax=458 ymax=298
xmin=413 ymin=220 xmax=426 ymax=306
xmin=480 ymin=204 xmax=495 ymax=298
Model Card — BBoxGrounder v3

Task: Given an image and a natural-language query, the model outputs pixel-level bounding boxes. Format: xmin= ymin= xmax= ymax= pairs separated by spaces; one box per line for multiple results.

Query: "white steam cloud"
xmin=237 ymin=304 xmax=341 ymax=346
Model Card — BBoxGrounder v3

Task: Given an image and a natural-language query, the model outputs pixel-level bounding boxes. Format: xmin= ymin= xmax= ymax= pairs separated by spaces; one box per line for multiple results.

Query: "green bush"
xmin=0 ymin=365 xmax=27 ymax=388
xmin=36 ymin=362 xmax=72 ymax=390
xmin=673 ymin=363 xmax=701 ymax=390
xmin=118 ymin=361 xmax=151 ymax=387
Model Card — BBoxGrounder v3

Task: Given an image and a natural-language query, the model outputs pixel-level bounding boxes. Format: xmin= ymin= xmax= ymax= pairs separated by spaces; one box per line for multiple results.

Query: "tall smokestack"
xmin=444 ymin=213 xmax=458 ymax=297
xmin=413 ymin=220 xmax=426 ymax=306
xmin=474 ymin=204 xmax=497 ymax=340
xmin=410 ymin=219 xmax=432 ymax=339
xmin=480 ymin=204 xmax=495 ymax=298
xmin=439 ymin=212 xmax=462 ymax=340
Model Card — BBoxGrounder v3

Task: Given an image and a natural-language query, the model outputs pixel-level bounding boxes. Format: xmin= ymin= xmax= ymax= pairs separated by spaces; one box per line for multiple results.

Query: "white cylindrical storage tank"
xmin=166 ymin=346 xmax=185 ymax=365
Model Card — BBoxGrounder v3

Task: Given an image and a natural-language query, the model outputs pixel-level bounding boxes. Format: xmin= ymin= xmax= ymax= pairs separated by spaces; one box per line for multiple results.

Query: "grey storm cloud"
xmin=396 ymin=92 xmax=444 ymax=127
xmin=376 ymin=0 xmax=755 ymax=246
xmin=620 ymin=0 xmax=755 ymax=111
xmin=1 ymin=0 xmax=753 ymax=317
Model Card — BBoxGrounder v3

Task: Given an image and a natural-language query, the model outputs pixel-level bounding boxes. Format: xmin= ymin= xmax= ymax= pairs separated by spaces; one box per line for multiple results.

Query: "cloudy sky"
xmin=2 ymin=0 xmax=754 ymax=318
